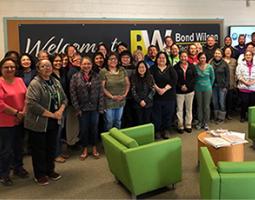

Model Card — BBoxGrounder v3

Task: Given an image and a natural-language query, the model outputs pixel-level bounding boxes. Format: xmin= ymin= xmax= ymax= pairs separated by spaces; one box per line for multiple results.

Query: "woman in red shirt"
xmin=0 ymin=57 xmax=28 ymax=186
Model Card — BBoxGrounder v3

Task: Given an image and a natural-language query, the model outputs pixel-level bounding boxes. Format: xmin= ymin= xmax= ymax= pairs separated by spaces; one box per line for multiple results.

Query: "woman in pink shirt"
xmin=0 ymin=57 xmax=28 ymax=186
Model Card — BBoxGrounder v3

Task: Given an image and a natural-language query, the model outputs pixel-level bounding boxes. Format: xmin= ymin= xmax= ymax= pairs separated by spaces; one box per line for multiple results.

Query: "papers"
xmin=204 ymin=137 xmax=231 ymax=148
xmin=205 ymin=130 xmax=248 ymax=148
xmin=221 ymin=134 xmax=248 ymax=145
xmin=207 ymin=129 xmax=228 ymax=137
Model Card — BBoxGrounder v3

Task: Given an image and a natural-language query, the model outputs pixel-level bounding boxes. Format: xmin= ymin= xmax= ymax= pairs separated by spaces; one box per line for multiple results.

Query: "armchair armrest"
xmin=123 ymin=137 xmax=181 ymax=195
xmin=248 ymin=106 xmax=255 ymax=123
xmin=200 ymin=147 xmax=220 ymax=200
xmin=248 ymin=106 xmax=255 ymax=140
xmin=120 ymin=123 xmax=154 ymax=145
xmin=218 ymin=161 xmax=255 ymax=173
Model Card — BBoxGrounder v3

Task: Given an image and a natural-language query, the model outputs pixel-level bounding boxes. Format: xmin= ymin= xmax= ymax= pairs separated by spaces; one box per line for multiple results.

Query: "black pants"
xmin=152 ymin=100 xmax=176 ymax=132
xmin=239 ymin=91 xmax=255 ymax=119
xmin=12 ymin=125 xmax=25 ymax=170
xmin=29 ymin=126 xmax=58 ymax=179
xmin=134 ymin=107 xmax=152 ymax=125
xmin=0 ymin=127 xmax=15 ymax=178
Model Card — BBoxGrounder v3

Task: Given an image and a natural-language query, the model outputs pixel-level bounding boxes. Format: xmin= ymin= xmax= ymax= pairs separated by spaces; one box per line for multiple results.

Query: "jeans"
xmin=29 ymin=125 xmax=58 ymax=179
xmin=78 ymin=111 xmax=99 ymax=147
xmin=176 ymin=92 xmax=194 ymax=129
xmin=152 ymin=100 xmax=176 ymax=132
xmin=196 ymin=90 xmax=212 ymax=124
xmin=104 ymin=107 xmax=124 ymax=131
xmin=0 ymin=127 xmax=15 ymax=177
xmin=212 ymin=87 xmax=227 ymax=112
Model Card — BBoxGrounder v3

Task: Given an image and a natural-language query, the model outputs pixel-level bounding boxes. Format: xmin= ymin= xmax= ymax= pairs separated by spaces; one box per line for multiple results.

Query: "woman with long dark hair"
xmin=150 ymin=51 xmax=177 ymax=139
xmin=130 ymin=61 xmax=155 ymax=125
xmin=99 ymin=52 xmax=130 ymax=131
xmin=70 ymin=56 xmax=104 ymax=160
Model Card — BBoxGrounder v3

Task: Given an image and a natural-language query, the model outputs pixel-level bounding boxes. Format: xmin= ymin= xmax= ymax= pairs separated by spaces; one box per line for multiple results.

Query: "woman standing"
xmin=92 ymin=52 xmax=105 ymax=73
xmin=150 ymin=52 xmax=177 ymax=139
xmin=25 ymin=59 xmax=67 ymax=186
xmin=70 ymin=56 xmax=104 ymax=160
xmin=209 ymin=49 xmax=229 ymax=123
xmin=174 ymin=51 xmax=196 ymax=133
xmin=130 ymin=61 xmax=155 ymax=125
xmin=17 ymin=53 xmax=36 ymax=87
xmin=100 ymin=52 xmax=130 ymax=131
xmin=120 ymin=50 xmax=136 ymax=128
xmin=236 ymin=50 xmax=255 ymax=122
xmin=223 ymin=47 xmax=238 ymax=119
xmin=195 ymin=52 xmax=215 ymax=130
xmin=0 ymin=57 xmax=28 ymax=186
xmin=50 ymin=54 xmax=68 ymax=163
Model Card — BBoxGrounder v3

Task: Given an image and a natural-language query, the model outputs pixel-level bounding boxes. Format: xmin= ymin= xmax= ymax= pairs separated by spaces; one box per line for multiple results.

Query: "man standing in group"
xmin=235 ymin=34 xmax=246 ymax=58
xmin=203 ymin=35 xmax=218 ymax=62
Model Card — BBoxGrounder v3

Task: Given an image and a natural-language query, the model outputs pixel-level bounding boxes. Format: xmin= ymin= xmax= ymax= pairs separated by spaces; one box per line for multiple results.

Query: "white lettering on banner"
xmin=25 ymin=36 xmax=98 ymax=57
xmin=111 ymin=38 xmax=120 ymax=52
xmin=175 ymin=33 xmax=195 ymax=43
xmin=195 ymin=33 xmax=219 ymax=41
xmin=150 ymin=30 xmax=164 ymax=48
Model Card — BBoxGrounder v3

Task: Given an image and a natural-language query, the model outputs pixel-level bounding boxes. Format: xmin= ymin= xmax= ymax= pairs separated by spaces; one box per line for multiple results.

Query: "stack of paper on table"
xmin=221 ymin=133 xmax=248 ymax=145
xmin=204 ymin=137 xmax=231 ymax=148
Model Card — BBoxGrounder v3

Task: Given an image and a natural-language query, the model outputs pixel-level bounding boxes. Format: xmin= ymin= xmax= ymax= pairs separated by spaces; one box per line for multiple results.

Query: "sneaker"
xmin=34 ymin=176 xmax=49 ymax=186
xmin=13 ymin=167 xmax=29 ymax=178
xmin=204 ymin=123 xmax=209 ymax=131
xmin=196 ymin=123 xmax=202 ymax=130
xmin=48 ymin=172 xmax=62 ymax=181
xmin=0 ymin=176 xmax=13 ymax=186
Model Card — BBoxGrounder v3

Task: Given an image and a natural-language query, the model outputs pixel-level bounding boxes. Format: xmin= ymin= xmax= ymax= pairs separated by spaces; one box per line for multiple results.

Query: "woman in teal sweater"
xmin=195 ymin=52 xmax=215 ymax=130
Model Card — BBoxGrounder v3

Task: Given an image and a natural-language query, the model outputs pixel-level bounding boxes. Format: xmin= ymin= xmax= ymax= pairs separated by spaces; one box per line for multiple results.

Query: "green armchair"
xmin=200 ymin=147 xmax=255 ymax=199
xmin=248 ymin=106 xmax=255 ymax=144
xmin=101 ymin=123 xmax=182 ymax=196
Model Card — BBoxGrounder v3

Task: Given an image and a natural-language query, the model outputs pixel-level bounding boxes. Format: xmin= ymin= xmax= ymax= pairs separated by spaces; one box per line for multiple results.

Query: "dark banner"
xmin=19 ymin=22 xmax=222 ymax=57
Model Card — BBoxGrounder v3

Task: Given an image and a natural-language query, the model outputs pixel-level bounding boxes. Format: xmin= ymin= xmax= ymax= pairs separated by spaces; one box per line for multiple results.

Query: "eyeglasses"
xmin=108 ymin=58 xmax=117 ymax=61
xmin=39 ymin=64 xmax=52 ymax=68
xmin=54 ymin=59 xmax=62 ymax=62
xmin=2 ymin=66 xmax=16 ymax=70
xmin=73 ymin=58 xmax=81 ymax=62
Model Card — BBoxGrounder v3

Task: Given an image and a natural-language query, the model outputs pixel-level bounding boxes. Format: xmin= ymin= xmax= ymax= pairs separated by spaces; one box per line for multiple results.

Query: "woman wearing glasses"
xmin=100 ymin=52 xmax=130 ymax=131
xmin=0 ymin=57 xmax=28 ymax=186
xmin=25 ymin=59 xmax=67 ymax=186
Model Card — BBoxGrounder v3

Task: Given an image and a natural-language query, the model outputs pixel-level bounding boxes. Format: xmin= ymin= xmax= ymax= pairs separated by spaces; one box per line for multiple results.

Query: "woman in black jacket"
xmin=130 ymin=61 xmax=155 ymax=125
xmin=174 ymin=51 xmax=196 ymax=133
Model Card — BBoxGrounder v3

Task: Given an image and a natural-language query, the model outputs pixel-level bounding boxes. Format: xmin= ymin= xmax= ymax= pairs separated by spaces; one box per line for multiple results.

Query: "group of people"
xmin=1 ymin=32 xmax=255 ymax=187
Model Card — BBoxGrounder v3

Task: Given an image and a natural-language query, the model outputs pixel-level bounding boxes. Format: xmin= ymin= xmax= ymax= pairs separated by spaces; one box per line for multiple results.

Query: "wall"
xmin=0 ymin=0 xmax=255 ymax=58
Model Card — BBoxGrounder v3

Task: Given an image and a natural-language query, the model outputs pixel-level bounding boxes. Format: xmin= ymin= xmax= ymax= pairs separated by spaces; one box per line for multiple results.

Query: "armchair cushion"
xmin=218 ymin=161 xmax=255 ymax=173
xmin=109 ymin=128 xmax=139 ymax=148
